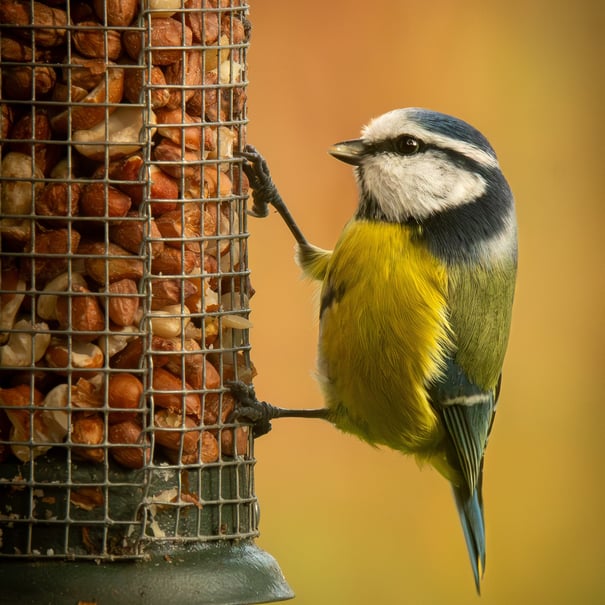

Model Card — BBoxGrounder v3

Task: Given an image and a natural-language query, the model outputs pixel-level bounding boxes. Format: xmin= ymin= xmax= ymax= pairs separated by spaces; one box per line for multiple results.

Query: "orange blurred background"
xmin=243 ymin=1 xmax=605 ymax=603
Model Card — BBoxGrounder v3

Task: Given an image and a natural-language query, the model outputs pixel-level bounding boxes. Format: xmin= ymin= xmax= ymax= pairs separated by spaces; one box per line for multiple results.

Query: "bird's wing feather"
xmin=430 ymin=357 xmax=496 ymax=493
xmin=429 ymin=357 xmax=494 ymax=592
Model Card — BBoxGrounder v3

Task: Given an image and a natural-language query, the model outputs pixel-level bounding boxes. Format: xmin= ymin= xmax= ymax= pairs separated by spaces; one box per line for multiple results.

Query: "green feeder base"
xmin=0 ymin=540 xmax=294 ymax=605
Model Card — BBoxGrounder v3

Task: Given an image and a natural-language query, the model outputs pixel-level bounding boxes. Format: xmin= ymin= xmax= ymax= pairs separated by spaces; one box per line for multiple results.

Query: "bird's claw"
xmin=226 ymin=380 xmax=273 ymax=438
xmin=237 ymin=144 xmax=280 ymax=219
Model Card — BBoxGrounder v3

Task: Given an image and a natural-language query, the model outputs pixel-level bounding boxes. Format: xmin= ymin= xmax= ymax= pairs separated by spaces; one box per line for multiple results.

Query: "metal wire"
xmin=0 ymin=0 xmax=254 ymax=560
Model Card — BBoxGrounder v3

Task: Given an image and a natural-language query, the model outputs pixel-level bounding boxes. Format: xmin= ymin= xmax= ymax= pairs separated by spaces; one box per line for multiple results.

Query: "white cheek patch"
xmin=361 ymin=152 xmax=487 ymax=221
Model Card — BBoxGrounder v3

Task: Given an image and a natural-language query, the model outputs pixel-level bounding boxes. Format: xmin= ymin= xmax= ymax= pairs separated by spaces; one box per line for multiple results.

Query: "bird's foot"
xmin=238 ymin=144 xmax=283 ymax=219
xmin=226 ymin=380 xmax=276 ymax=438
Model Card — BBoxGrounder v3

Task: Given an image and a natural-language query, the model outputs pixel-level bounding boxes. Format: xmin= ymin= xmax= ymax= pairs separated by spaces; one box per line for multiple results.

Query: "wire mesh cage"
xmin=0 ymin=1 xmax=292 ymax=602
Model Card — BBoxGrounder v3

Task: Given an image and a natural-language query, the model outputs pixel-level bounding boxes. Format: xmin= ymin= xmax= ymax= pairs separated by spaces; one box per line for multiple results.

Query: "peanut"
xmin=122 ymin=18 xmax=193 ymax=65
xmin=45 ymin=340 xmax=104 ymax=375
xmin=151 ymin=247 xmax=197 ymax=276
xmin=2 ymin=65 xmax=56 ymax=100
xmin=35 ymin=182 xmax=81 ymax=222
xmin=107 ymin=372 xmax=144 ymax=423
xmin=73 ymin=21 xmax=122 ymax=60
xmin=68 ymin=54 xmax=109 ymax=90
xmin=80 ymin=182 xmax=132 ymax=218
xmin=151 ymin=367 xmax=201 ymax=418
xmin=150 ymin=279 xmax=198 ymax=310
xmin=106 ymin=279 xmax=140 ymax=327
xmin=108 ymin=420 xmax=150 ymax=469
xmin=108 ymin=213 xmax=165 ymax=257
xmin=93 ymin=0 xmax=137 ymax=27
xmin=71 ymin=414 xmax=105 ymax=463
xmin=55 ymin=285 xmax=106 ymax=340
xmin=24 ymin=228 xmax=81 ymax=285
xmin=124 ymin=65 xmax=170 ymax=109
xmin=154 ymin=409 xmax=199 ymax=453
xmin=185 ymin=0 xmax=219 ymax=44
xmin=220 ymin=425 xmax=248 ymax=457
xmin=81 ymin=241 xmax=144 ymax=284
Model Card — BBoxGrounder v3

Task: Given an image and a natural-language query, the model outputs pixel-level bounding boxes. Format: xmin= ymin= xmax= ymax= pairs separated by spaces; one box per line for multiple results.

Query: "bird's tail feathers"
xmin=452 ymin=481 xmax=485 ymax=594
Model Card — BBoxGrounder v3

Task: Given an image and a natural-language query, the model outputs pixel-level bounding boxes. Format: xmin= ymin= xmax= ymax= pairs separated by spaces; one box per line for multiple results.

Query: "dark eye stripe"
xmin=369 ymin=137 xmax=494 ymax=174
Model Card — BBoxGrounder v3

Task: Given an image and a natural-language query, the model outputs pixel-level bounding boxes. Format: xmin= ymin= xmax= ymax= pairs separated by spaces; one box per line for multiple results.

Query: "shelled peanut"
xmin=0 ymin=0 xmax=252 ymax=468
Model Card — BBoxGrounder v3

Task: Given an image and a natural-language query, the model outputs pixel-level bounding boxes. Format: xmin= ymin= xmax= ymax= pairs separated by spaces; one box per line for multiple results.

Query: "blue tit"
xmin=232 ymin=107 xmax=517 ymax=592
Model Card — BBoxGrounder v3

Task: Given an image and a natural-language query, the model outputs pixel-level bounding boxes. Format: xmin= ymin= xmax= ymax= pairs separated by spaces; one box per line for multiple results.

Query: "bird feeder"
xmin=0 ymin=0 xmax=293 ymax=602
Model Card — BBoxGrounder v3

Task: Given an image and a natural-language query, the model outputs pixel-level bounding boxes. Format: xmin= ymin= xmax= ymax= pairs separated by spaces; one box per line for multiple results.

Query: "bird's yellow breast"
xmin=315 ymin=220 xmax=451 ymax=454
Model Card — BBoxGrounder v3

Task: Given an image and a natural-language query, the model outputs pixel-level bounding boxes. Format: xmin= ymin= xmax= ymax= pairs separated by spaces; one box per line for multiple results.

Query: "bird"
xmin=231 ymin=107 xmax=517 ymax=592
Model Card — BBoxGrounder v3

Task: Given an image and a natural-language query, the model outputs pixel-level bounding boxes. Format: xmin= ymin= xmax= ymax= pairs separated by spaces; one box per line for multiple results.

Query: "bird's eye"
xmin=394 ymin=136 xmax=421 ymax=155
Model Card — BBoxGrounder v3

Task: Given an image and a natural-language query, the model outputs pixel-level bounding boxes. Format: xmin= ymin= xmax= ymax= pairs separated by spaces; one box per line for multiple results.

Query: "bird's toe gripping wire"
xmin=226 ymin=380 xmax=275 ymax=438
xmin=238 ymin=145 xmax=279 ymax=218
xmin=238 ymin=145 xmax=310 ymax=249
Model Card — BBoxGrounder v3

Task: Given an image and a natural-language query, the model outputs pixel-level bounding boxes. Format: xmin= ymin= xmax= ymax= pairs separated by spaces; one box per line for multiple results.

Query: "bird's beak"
xmin=329 ymin=139 xmax=366 ymax=166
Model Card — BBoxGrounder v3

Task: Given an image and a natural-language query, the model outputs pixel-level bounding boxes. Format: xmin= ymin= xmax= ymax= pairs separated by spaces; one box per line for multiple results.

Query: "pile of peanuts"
xmin=0 ymin=0 xmax=252 ymax=468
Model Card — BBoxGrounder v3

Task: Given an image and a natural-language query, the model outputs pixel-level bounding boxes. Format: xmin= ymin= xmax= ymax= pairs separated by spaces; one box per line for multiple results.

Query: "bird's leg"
xmin=227 ymin=381 xmax=331 ymax=438
xmin=235 ymin=146 xmax=329 ymax=437
xmin=239 ymin=145 xmax=310 ymax=250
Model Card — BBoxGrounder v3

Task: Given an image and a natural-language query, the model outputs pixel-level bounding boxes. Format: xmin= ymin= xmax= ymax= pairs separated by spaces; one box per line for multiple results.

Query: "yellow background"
xmin=243 ymin=1 xmax=605 ymax=603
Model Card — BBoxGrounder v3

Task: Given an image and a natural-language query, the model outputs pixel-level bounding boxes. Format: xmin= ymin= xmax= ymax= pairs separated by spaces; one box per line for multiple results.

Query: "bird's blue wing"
xmin=429 ymin=357 xmax=498 ymax=592
xmin=430 ymin=357 xmax=496 ymax=493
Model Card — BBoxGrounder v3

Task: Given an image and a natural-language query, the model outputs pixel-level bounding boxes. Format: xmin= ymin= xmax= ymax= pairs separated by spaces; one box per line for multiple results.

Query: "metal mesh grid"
xmin=0 ymin=0 xmax=254 ymax=560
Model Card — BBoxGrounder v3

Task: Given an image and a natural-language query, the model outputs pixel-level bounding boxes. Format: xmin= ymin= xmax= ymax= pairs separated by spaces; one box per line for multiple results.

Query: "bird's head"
xmin=330 ymin=108 xmax=516 ymax=263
